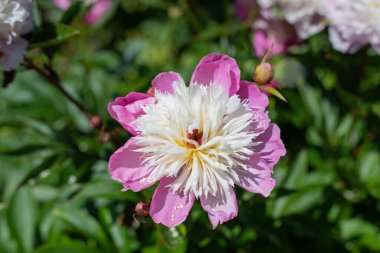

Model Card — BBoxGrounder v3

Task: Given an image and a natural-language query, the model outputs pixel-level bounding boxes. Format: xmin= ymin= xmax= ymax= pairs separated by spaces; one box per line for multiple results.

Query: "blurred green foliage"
xmin=1 ymin=0 xmax=380 ymax=252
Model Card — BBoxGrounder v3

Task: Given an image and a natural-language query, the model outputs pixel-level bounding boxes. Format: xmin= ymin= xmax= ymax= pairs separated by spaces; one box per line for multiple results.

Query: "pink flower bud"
xmin=253 ymin=62 xmax=274 ymax=85
xmin=135 ymin=202 xmax=150 ymax=218
xmin=146 ymin=87 xmax=155 ymax=97
xmin=90 ymin=115 xmax=103 ymax=129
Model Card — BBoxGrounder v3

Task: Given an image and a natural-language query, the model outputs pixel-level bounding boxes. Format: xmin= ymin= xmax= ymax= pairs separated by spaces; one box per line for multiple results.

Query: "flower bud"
xmin=146 ymin=87 xmax=155 ymax=97
xmin=135 ymin=201 xmax=150 ymax=218
xmin=90 ymin=115 xmax=103 ymax=129
xmin=253 ymin=62 xmax=274 ymax=85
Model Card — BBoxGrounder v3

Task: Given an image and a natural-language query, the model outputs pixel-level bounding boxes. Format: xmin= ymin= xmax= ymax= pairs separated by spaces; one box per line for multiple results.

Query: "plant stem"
xmin=24 ymin=58 xmax=92 ymax=118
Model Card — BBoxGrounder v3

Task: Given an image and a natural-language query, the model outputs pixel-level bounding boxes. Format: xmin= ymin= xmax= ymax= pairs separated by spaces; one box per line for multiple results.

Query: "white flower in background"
xmin=0 ymin=0 xmax=33 ymax=71
xmin=0 ymin=0 xmax=34 ymax=43
xmin=325 ymin=0 xmax=380 ymax=54
xmin=0 ymin=38 xmax=27 ymax=71
xmin=277 ymin=0 xmax=326 ymax=39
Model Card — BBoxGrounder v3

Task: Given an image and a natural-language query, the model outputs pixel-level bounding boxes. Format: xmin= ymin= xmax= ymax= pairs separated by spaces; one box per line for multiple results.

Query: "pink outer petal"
xmin=253 ymin=124 xmax=286 ymax=169
xmin=150 ymin=177 xmax=195 ymax=227
xmin=200 ymin=186 xmax=238 ymax=229
xmin=191 ymin=53 xmax=241 ymax=96
xmin=235 ymin=154 xmax=276 ymax=197
xmin=236 ymin=81 xmax=269 ymax=110
xmin=251 ymin=108 xmax=270 ymax=135
xmin=108 ymin=92 xmax=155 ymax=136
xmin=152 ymin=71 xmax=182 ymax=95
xmin=108 ymin=137 xmax=157 ymax=192
xmin=85 ymin=0 xmax=112 ymax=25
xmin=52 ymin=0 xmax=71 ymax=10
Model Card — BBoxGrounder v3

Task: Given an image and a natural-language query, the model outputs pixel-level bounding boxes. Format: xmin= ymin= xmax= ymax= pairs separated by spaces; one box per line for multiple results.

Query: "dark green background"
xmin=1 ymin=1 xmax=380 ymax=252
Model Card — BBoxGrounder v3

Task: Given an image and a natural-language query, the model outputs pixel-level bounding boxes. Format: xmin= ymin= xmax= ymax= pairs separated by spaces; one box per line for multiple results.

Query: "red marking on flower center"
xmin=186 ymin=128 xmax=203 ymax=148
xmin=146 ymin=87 xmax=155 ymax=97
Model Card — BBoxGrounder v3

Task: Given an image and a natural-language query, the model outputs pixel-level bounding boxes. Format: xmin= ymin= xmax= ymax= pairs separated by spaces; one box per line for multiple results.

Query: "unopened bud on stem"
xmin=90 ymin=115 xmax=103 ymax=129
xmin=253 ymin=62 xmax=274 ymax=85
xmin=135 ymin=201 xmax=150 ymax=218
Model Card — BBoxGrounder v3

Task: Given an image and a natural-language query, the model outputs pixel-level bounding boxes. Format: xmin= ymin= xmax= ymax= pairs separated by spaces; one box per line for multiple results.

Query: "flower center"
xmin=134 ymin=80 xmax=256 ymax=199
xmin=186 ymin=127 xmax=203 ymax=149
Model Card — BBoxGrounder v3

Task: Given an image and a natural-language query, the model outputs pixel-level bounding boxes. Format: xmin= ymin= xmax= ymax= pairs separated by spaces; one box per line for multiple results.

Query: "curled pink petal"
xmin=191 ymin=53 xmax=241 ymax=96
xmin=200 ymin=186 xmax=238 ymax=229
xmin=253 ymin=124 xmax=286 ymax=169
xmin=235 ymin=154 xmax=275 ymax=197
xmin=150 ymin=177 xmax=195 ymax=227
xmin=152 ymin=71 xmax=182 ymax=95
xmin=108 ymin=92 xmax=155 ymax=136
xmin=236 ymin=81 xmax=269 ymax=110
xmin=85 ymin=0 xmax=112 ymax=25
xmin=108 ymin=137 xmax=157 ymax=192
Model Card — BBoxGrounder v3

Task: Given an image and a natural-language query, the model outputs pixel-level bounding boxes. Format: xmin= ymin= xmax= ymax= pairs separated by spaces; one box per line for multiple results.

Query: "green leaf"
xmin=339 ymin=218 xmax=380 ymax=251
xmin=60 ymin=2 xmax=82 ymax=25
xmin=271 ymin=186 xmax=324 ymax=218
xmin=7 ymin=186 xmax=38 ymax=252
xmin=156 ymin=224 xmax=187 ymax=252
xmin=284 ymin=150 xmax=308 ymax=190
xmin=359 ymin=151 xmax=380 ymax=183
xmin=74 ymin=179 xmax=139 ymax=201
xmin=261 ymin=86 xmax=288 ymax=102
xmin=0 ymin=211 xmax=18 ymax=253
xmin=110 ymin=225 xmax=140 ymax=253
xmin=29 ymin=24 xmax=79 ymax=49
xmin=32 ymin=241 xmax=101 ymax=253
xmin=52 ymin=204 xmax=111 ymax=251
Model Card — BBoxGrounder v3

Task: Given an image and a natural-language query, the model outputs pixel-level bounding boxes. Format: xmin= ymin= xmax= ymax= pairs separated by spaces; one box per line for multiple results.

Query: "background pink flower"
xmin=52 ymin=0 xmax=111 ymax=25
xmin=253 ymin=14 xmax=299 ymax=57
xmin=108 ymin=53 xmax=286 ymax=228
xmin=235 ymin=0 xmax=299 ymax=57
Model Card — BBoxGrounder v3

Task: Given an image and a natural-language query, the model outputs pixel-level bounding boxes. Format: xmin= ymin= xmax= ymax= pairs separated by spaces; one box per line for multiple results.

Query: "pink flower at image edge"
xmin=108 ymin=53 xmax=286 ymax=228
xmin=52 ymin=0 xmax=111 ymax=25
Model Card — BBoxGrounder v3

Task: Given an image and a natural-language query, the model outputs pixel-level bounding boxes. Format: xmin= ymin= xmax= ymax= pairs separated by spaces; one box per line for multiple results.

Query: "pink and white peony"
xmin=52 ymin=0 xmax=112 ymax=25
xmin=325 ymin=0 xmax=380 ymax=54
xmin=108 ymin=54 xmax=285 ymax=228
xmin=277 ymin=0 xmax=326 ymax=39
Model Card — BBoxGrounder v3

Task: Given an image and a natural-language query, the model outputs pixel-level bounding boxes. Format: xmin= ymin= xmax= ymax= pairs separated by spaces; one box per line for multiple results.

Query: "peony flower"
xmin=276 ymin=0 xmax=326 ymax=39
xmin=324 ymin=0 xmax=380 ymax=54
xmin=52 ymin=0 xmax=112 ymax=25
xmin=0 ymin=38 xmax=28 ymax=71
xmin=108 ymin=53 xmax=286 ymax=228
xmin=234 ymin=0 xmax=299 ymax=57
xmin=253 ymin=12 xmax=299 ymax=57
xmin=0 ymin=0 xmax=34 ymax=44
xmin=0 ymin=0 xmax=33 ymax=71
